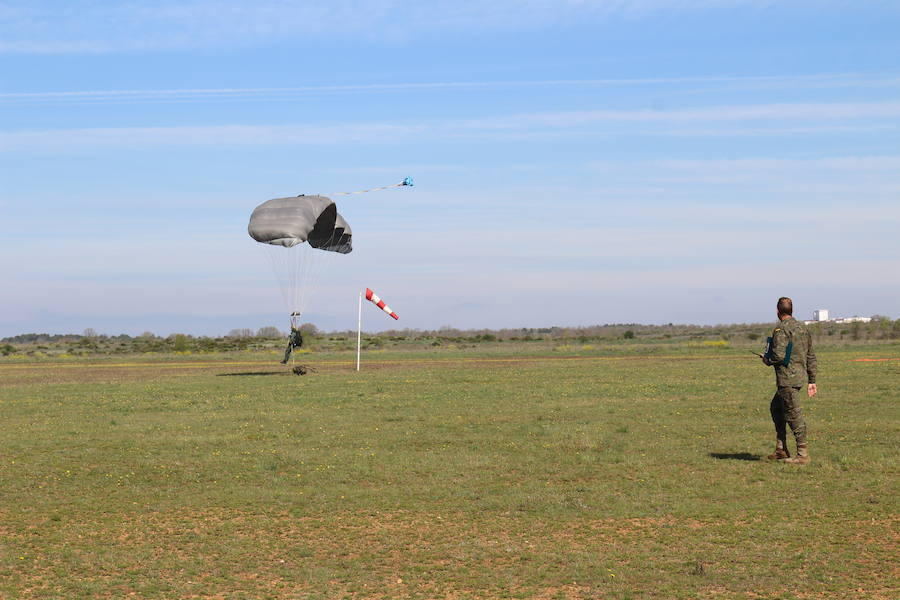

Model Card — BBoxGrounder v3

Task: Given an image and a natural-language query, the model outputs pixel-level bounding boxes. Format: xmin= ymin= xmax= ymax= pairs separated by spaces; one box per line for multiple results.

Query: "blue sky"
xmin=1 ymin=0 xmax=898 ymax=336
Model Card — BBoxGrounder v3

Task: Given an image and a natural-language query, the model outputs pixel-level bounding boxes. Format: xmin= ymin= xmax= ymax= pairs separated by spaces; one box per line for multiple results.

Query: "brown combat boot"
xmin=782 ymin=444 xmax=809 ymax=465
xmin=767 ymin=441 xmax=790 ymax=460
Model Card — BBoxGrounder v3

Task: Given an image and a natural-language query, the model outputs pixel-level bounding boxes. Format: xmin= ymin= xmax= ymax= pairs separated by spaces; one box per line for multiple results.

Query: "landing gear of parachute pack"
xmin=292 ymin=364 xmax=318 ymax=376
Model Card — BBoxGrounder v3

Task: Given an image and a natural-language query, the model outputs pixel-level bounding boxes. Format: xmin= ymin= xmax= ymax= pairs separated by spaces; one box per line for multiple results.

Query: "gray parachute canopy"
xmin=248 ymin=195 xmax=352 ymax=254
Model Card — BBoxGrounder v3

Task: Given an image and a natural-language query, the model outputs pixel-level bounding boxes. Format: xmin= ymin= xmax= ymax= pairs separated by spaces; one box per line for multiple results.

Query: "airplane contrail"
xmin=2 ymin=73 xmax=897 ymax=105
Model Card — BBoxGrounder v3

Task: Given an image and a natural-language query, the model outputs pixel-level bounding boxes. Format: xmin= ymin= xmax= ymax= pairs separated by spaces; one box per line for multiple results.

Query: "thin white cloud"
xmin=3 ymin=100 xmax=898 ymax=153
xmin=646 ymin=156 xmax=900 ymax=171
xmin=481 ymin=101 xmax=900 ymax=129
xmin=473 ymin=259 xmax=900 ymax=292
xmin=583 ymin=156 xmax=900 ymax=182
xmin=0 ymin=123 xmax=425 ymax=152
xmin=0 ymin=0 xmax=862 ymax=54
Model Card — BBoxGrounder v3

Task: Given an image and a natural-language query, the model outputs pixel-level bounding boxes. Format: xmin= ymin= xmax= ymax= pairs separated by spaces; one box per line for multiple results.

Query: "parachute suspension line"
xmin=256 ymin=243 xmax=291 ymax=316
xmin=257 ymin=223 xmax=347 ymax=327
xmin=257 ymin=241 xmax=333 ymax=325
xmin=328 ymin=177 xmax=413 ymax=196
xmin=292 ymin=226 xmax=339 ymax=320
xmin=292 ymin=244 xmax=331 ymax=320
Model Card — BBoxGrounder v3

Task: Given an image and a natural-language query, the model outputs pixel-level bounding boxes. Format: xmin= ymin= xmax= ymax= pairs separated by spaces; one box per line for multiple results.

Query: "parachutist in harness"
xmin=280 ymin=323 xmax=304 ymax=365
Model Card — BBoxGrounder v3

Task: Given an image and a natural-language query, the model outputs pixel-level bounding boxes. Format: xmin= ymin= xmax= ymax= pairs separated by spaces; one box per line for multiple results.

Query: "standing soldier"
xmin=761 ymin=297 xmax=817 ymax=465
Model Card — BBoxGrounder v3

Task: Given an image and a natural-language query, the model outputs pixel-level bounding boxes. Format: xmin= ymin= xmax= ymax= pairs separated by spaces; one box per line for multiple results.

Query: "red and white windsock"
xmin=365 ymin=288 xmax=399 ymax=320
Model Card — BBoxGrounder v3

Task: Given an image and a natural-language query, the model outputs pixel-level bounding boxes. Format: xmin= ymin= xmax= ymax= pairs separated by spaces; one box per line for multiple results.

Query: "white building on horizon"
xmin=805 ymin=308 xmax=872 ymax=325
xmin=833 ymin=316 xmax=872 ymax=324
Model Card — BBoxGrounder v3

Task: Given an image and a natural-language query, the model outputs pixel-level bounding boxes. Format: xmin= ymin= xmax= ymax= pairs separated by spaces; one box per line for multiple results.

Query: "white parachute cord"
xmin=257 ymin=243 xmax=318 ymax=324
xmin=288 ymin=235 xmax=340 ymax=321
xmin=257 ymin=238 xmax=344 ymax=330
xmin=256 ymin=243 xmax=291 ymax=316
xmin=327 ymin=177 xmax=413 ymax=196
xmin=299 ymin=252 xmax=332 ymax=318
xmin=302 ymin=228 xmax=341 ymax=317
xmin=292 ymin=245 xmax=327 ymax=320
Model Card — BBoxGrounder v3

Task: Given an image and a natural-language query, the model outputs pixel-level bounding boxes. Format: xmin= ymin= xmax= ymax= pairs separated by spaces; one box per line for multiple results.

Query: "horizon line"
xmin=3 ymin=316 xmax=891 ymax=340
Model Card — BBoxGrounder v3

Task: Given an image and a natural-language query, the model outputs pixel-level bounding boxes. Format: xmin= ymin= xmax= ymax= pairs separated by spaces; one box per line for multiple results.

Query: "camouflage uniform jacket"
xmin=764 ymin=316 xmax=817 ymax=388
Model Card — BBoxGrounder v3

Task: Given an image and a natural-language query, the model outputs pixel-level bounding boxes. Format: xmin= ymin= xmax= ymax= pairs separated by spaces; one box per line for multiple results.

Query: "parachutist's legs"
xmin=281 ymin=341 xmax=293 ymax=364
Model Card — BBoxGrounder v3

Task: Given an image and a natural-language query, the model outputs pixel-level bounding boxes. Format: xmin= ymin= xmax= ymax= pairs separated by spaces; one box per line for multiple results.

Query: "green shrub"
xmin=172 ymin=334 xmax=189 ymax=352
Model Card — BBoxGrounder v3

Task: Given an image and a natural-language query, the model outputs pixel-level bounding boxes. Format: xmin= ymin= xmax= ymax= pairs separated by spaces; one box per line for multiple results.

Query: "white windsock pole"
xmin=356 ymin=291 xmax=362 ymax=372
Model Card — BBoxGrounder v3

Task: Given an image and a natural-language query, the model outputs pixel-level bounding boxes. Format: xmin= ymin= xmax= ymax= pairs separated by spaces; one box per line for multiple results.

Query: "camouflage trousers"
xmin=770 ymin=386 xmax=807 ymax=446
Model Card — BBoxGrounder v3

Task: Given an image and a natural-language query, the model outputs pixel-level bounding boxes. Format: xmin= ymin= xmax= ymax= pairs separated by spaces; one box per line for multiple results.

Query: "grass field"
xmin=1 ymin=344 xmax=897 ymax=599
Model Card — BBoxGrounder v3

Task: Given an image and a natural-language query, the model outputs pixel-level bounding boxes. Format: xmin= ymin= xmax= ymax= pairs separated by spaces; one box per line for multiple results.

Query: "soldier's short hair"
xmin=777 ymin=297 xmax=793 ymax=316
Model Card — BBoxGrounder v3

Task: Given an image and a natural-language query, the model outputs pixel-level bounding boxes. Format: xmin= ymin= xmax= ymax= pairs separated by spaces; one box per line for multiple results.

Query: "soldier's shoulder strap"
xmin=769 ymin=325 xmax=793 ymax=366
xmin=783 ymin=321 xmax=795 ymax=366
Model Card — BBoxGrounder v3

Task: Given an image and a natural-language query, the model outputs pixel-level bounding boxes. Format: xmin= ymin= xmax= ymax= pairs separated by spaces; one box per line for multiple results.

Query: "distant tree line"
xmin=334 ymin=318 xmax=900 ymax=344
xmin=3 ymin=317 xmax=898 ymax=357
xmin=3 ymin=325 xmax=291 ymax=345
